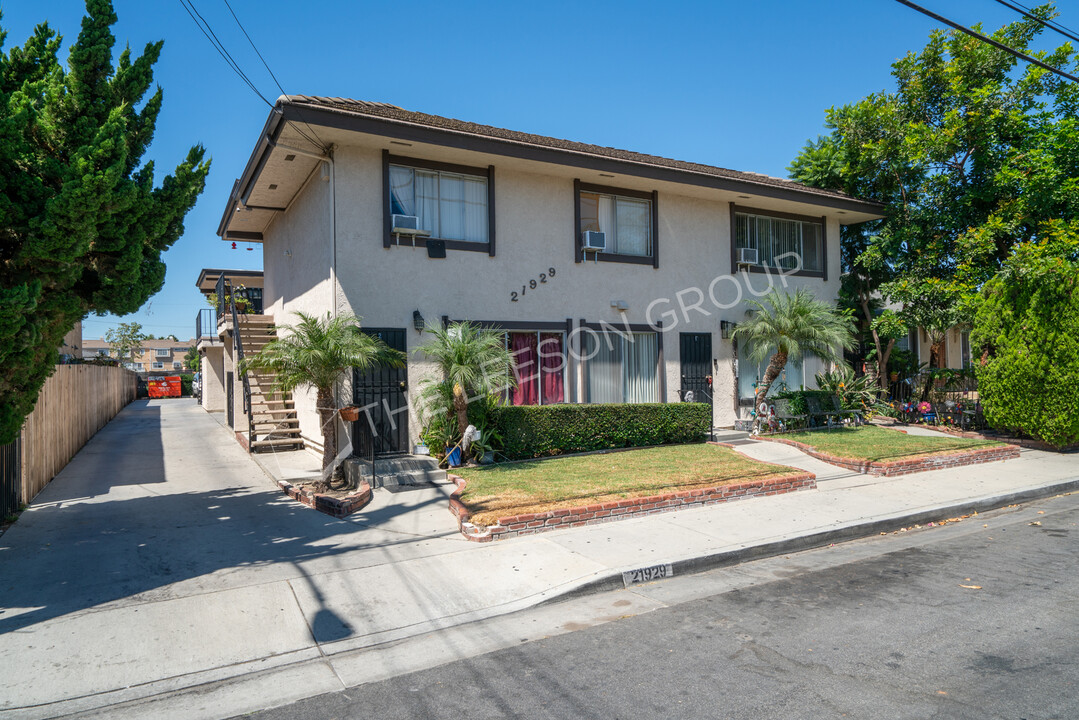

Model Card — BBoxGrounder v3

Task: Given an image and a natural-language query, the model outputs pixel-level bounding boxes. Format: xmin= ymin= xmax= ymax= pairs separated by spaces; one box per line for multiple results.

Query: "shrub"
xmin=972 ymin=244 xmax=1079 ymax=448
xmin=489 ymin=403 xmax=711 ymax=460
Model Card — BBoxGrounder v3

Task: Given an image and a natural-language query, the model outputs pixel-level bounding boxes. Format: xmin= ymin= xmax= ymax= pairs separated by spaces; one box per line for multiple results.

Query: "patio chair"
xmin=831 ymin=395 xmax=863 ymax=426
xmin=806 ymin=395 xmax=842 ymax=430
xmin=772 ymin=398 xmax=805 ymax=431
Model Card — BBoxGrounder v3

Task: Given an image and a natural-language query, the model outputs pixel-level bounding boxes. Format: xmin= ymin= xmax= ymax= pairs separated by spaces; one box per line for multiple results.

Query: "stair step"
xmin=253 ymin=428 xmax=302 ymax=438
xmin=251 ymin=438 xmax=305 ymax=448
xmin=252 ymin=418 xmax=299 ymax=427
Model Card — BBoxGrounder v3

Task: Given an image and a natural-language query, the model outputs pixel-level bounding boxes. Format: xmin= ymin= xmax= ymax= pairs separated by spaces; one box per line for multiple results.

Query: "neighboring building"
xmin=207 ymin=96 xmax=884 ymax=455
xmin=58 ymin=321 xmax=82 ymax=363
xmin=83 ymin=337 xmax=194 ymax=372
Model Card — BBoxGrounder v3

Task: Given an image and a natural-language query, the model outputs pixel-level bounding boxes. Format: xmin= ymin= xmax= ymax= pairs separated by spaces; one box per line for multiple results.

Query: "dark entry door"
xmin=679 ymin=333 xmax=713 ymax=407
xmin=226 ymin=371 xmax=234 ymax=428
xmin=353 ymin=328 xmax=409 ymax=457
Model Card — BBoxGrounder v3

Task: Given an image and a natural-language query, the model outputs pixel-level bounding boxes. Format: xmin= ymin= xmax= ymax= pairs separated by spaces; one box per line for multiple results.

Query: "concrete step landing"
xmin=344 ymin=454 xmax=448 ymax=489
xmin=711 ymin=429 xmax=752 ymax=443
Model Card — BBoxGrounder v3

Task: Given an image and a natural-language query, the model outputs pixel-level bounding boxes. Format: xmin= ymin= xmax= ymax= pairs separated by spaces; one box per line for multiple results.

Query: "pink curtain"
xmin=540 ymin=333 xmax=564 ymax=404
xmin=510 ymin=333 xmax=538 ymax=406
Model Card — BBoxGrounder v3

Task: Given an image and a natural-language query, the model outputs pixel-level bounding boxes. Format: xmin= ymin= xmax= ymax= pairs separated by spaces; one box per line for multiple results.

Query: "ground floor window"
xmin=584 ymin=332 xmax=659 ymax=403
xmin=507 ymin=331 xmax=566 ymax=405
xmin=737 ymin=344 xmax=812 ymax=401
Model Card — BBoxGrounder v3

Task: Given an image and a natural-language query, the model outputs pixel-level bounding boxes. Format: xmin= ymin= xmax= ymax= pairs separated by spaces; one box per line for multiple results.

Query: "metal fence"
xmin=1 ymin=438 xmax=20 ymax=518
xmin=887 ymin=368 xmax=985 ymax=430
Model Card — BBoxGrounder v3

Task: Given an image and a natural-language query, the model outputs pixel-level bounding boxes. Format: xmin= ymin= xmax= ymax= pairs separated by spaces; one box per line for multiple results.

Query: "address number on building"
xmin=622 ymin=563 xmax=674 ymax=588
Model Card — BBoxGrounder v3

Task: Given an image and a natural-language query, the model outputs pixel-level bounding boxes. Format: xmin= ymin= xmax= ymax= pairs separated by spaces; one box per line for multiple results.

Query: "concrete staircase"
xmin=237 ymin=314 xmax=304 ymax=453
xmin=343 ymin=455 xmax=447 ymax=489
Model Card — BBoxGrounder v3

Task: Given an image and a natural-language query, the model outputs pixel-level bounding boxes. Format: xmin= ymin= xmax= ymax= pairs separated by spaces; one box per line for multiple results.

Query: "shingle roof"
xmin=282 ymin=95 xmax=880 ymax=210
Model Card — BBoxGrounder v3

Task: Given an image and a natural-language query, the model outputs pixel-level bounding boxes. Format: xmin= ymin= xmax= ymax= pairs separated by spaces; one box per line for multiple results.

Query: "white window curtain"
xmin=616 ymin=198 xmax=650 ymax=256
xmin=736 ymin=213 xmax=823 ymax=272
xmin=389 ymin=165 xmax=486 ymax=242
xmin=598 ymin=195 xmax=617 ymax=248
xmin=586 ymin=333 xmax=622 ymax=403
xmin=462 ymin=176 xmax=488 ymax=243
xmin=624 ymin=333 xmax=658 ymax=402
xmin=415 ymin=170 xmax=439 ymax=237
xmin=389 ymin=166 xmax=414 ymax=216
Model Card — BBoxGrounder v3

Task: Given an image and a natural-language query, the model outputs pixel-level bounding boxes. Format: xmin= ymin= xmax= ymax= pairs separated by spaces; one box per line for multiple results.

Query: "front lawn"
xmin=780 ymin=426 xmax=1002 ymax=463
xmin=453 ymin=444 xmax=804 ymax=526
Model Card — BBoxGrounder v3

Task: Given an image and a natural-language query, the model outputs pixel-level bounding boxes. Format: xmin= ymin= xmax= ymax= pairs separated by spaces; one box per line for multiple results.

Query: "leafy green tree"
xmin=732 ymin=289 xmax=855 ymax=432
xmin=790 ymin=3 xmax=1078 ymax=381
xmin=0 ymin=0 xmax=209 ymax=443
xmin=105 ymin=321 xmax=145 ymax=367
xmin=183 ymin=347 xmax=199 ymax=371
xmin=972 ymin=232 xmax=1079 ymax=447
xmin=240 ymin=313 xmax=404 ymax=488
xmin=416 ymin=322 xmax=515 ymax=458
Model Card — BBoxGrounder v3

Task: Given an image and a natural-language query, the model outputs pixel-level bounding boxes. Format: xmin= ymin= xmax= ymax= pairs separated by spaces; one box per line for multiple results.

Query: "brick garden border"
xmin=275 ymin=478 xmax=373 ymax=518
xmin=447 ymin=444 xmax=815 ymax=542
xmin=758 ymin=435 xmax=1020 ymax=476
xmin=912 ymin=424 xmax=1079 ymax=453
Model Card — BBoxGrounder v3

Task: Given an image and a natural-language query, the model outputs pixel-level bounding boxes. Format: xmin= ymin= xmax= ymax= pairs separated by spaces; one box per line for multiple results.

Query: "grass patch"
xmin=780 ymin=426 xmax=1003 ymax=463
xmin=454 ymin=443 xmax=804 ymax=526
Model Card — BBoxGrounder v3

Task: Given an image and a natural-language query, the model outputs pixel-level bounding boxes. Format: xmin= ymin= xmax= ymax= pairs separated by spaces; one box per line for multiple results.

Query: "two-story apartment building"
xmin=212 ymin=96 xmax=884 ymax=455
xmin=83 ymin=338 xmax=194 ymax=372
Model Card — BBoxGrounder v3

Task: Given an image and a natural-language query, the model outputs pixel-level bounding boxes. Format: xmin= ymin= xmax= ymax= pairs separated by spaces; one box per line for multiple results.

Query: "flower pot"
xmin=338 ymin=406 xmax=360 ymax=422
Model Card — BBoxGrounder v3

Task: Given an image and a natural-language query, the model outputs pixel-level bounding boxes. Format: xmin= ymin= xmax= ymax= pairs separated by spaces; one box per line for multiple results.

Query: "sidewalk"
xmin=1 ymin=399 xmax=1076 ymax=719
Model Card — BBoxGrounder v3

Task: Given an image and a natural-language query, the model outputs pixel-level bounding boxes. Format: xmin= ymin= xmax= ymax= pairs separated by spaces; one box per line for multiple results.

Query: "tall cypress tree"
xmin=0 ymin=0 xmax=209 ymax=442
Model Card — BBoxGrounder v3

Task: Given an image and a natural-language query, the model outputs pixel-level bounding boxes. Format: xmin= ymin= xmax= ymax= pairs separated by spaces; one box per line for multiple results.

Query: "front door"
xmin=679 ymin=333 xmax=713 ymax=408
xmin=352 ymin=328 xmax=409 ymax=457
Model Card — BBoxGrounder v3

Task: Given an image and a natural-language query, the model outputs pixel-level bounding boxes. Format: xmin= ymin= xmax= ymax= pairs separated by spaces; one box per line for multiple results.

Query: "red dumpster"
xmin=148 ymin=376 xmax=182 ymax=398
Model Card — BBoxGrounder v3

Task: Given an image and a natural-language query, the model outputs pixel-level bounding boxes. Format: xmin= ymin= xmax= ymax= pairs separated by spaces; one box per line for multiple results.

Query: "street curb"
xmin=547 ymin=476 xmax=1079 ymax=603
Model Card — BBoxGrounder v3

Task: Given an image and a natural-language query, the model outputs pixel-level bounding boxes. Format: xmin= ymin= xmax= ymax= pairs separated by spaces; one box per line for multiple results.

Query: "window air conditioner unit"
xmin=737 ymin=247 xmax=759 ymax=266
xmin=391 ymin=214 xmax=422 ymax=234
xmin=582 ymin=231 xmax=606 ymax=252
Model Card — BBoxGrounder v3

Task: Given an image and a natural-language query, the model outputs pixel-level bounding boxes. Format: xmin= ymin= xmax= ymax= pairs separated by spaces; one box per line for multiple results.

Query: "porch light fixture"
xmin=413 ymin=310 xmax=425 ymax=333
xmin=720 ymin=320 xmax=736 ymax=339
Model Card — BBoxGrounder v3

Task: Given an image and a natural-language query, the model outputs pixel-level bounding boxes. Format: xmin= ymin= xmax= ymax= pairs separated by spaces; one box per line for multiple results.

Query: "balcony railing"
xmin=195 ymin=308 xmax=215 ymax=340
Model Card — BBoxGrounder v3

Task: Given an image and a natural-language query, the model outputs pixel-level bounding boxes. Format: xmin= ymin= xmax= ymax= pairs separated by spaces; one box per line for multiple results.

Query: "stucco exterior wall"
xmin=201 ymin=345 xmax=225 ymax=412
xmin=261 ymin=167 xmax=334 ymax=449
xmin=320 ymin=145 xmax=842 ymax=444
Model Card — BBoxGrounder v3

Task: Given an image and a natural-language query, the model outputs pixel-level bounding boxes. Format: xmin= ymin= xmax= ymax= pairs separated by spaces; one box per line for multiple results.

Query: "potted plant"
xmin=339 ymin=406 xmax=360 ymax=422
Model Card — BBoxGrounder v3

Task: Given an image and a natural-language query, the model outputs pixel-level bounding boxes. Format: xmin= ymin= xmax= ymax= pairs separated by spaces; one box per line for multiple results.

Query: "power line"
xmin=178 ymin=0 xmax=272 ymax=107
xmin=990 ymin=0 xmax=1079 ymax=46
xmin=894 ymin=0 xmax=1079 ymax=83
xmin=178 ymin=0 xmax=325 ymax=150
xmin=219 ymin=0 xmax=326 ymax=150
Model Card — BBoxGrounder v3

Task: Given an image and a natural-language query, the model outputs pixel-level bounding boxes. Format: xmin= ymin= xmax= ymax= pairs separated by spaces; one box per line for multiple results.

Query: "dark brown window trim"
xmin=728 ymin=202 xmax=829 ymax=279
xmin=449 ymin=320 xmax=568 ymax=331
xmin=574 ymin=180 xmax=658 ymax=267
xmin=382 ymin=152 xmax=495 ymax=254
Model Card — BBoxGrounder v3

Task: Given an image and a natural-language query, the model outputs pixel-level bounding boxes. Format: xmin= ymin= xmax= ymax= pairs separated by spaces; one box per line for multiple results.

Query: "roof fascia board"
xmin=280 ymin=103 xmax=885 ymax=216
xmin=217 ymin=109 xmax=287 ymax=237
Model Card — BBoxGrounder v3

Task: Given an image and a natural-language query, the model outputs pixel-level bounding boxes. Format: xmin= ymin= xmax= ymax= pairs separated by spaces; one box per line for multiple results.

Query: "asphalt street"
xmin=237 ymin=492 xmax=1079 ymax=720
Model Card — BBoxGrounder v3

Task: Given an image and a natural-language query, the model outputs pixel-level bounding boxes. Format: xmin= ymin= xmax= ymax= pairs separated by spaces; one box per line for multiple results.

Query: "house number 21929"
xmin=510 ymin=267 xmax=556 ymax=302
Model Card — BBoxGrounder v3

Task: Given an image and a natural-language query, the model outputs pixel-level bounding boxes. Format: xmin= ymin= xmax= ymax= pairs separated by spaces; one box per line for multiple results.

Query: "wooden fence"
xmin=16 ymin=365 xmax=138 ymax=505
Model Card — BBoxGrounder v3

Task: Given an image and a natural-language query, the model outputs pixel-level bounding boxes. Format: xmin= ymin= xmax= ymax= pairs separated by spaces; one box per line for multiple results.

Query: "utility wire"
xmin=220 ymin=0 xmax=326 ymax=150
xmin=178 ymin=0 xmax=272 ymax=107
xmin=990 ymin=0 xmax=1079 ymax=46
xmin=894 ymin=0 xmax=1079 ymax=83
xmin=179 ymin=0 xmax=324 ymax=150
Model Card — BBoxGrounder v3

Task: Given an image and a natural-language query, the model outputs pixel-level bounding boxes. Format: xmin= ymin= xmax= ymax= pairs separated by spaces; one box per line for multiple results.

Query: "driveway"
xmin=1 ymin=399 xmax=600 ymax=717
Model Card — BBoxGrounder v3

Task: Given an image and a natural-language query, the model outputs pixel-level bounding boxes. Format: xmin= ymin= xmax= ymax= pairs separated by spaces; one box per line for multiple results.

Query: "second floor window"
xmin=579 ymin=191 xmax=652 ymax=257
xmin=735 ymin=211 xmax=823 ymax=273
xmin=156 ymin=348 xmax=171 ymax=357
xmin=389 ymin=164 xmax=488 ymax=244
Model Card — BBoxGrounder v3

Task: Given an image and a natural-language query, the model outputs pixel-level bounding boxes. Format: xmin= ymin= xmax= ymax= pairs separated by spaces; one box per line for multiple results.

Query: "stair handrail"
xmin=228 ymin=280 xmax=255 ymax=450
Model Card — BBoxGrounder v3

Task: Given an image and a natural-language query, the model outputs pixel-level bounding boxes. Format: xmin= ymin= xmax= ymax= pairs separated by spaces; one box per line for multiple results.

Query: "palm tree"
xmin=733 ymin=289 xmax=855 ymax=431
xmin=415 ymin=322 xmax=515 ymax=454
xmin=240 ymin=312 xmax=404 ymax=487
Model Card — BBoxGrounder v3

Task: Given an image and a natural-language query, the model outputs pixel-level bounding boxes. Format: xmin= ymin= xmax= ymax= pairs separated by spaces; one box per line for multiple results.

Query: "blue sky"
xmin=0 ymin=0 xmax=1067 ymax=342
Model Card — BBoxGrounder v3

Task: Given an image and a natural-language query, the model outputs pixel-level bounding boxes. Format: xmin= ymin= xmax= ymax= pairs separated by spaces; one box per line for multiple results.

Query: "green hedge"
xmin=489 ymin=403 xmax=712 ymax=460
xmin=973 ymin=245 xmax=1079 ymax=448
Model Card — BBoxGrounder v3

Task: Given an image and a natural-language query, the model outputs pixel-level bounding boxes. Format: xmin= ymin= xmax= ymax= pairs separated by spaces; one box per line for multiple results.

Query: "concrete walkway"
xmin=1 ymin=399 xmax=1076 ymax=719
